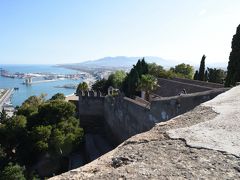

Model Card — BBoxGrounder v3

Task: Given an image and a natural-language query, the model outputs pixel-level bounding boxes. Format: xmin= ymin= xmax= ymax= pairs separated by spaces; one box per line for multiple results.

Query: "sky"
xmin=0 ymin=0 xmax=240 ymax=65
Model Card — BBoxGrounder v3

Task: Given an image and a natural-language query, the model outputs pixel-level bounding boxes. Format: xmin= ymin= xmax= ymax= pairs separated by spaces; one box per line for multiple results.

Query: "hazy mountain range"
xmin=64 ymin=56 xmax=177 ymax=68
xmin=61 ymin=56 xmax=227 ymax=70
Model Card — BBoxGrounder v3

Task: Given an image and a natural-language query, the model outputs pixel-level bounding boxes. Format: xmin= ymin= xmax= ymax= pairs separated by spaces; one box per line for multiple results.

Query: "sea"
xmin=0 ymin=64 xmax=82 ymax=106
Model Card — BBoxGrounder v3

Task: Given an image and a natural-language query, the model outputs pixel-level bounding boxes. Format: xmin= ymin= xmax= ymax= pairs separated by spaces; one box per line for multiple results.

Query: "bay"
xmin=0 ymin=64 xmax=82 ymax=106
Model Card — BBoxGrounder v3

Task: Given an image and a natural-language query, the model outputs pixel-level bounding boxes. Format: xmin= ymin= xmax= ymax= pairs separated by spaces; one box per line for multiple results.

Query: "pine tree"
xmin=225 ymin=24 xmax=240 ymax=87
xmin=198 ymin=55 xmax=206 ymax=81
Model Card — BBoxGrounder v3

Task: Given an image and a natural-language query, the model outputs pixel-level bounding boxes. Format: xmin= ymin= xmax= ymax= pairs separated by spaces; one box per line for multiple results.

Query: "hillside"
xmin=61 ymin=56 xmax=176 ymax=68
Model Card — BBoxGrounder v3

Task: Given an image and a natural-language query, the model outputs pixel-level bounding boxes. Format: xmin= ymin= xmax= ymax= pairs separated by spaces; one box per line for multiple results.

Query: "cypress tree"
xmin=204 ymin=70 xmax=208 ymax=81
xmin=225 ymin=24 xmax=240 ymax=87
xmin=193 ymin=70 xmax=199 ymax=80
xmin=198 ymin=55 xmax=206 ymax=81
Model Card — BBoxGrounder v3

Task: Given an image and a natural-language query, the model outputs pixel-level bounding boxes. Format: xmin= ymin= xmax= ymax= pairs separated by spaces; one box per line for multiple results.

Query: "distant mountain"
xmin=70 ymin=56 xmax=177 ymax=68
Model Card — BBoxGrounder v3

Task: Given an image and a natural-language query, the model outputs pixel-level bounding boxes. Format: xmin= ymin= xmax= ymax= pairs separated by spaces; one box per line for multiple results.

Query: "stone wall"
xmin=155 ymin=78 xmax=218 ymax=97
xmin=77 ymin=83 xmax=228 ymax=144
xmin=172 ymin=77 xmax=224 ymax=88
xmin=150 ymin=88 xmax=228 ymax=122
xmin=103 ymin=88 xmax=228 ymax=143
xmin=78 ymin=91 xmax=105 ymax=133
xmin=104 ymin=95 xmax=153 ymax=144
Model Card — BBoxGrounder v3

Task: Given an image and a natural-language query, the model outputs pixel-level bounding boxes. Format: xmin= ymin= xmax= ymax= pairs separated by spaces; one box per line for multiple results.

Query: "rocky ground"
xmin=51 ymin=86 xmax=240 ymax=180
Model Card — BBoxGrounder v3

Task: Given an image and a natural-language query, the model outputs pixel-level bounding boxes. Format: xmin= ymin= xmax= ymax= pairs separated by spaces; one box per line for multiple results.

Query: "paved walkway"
xmin=168 ymin=85 xmax=240 ymax=157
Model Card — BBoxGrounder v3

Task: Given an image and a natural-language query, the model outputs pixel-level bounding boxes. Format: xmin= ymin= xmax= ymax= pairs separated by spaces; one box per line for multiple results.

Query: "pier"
xmin=0 ymin=88 xmax=14 ymax=113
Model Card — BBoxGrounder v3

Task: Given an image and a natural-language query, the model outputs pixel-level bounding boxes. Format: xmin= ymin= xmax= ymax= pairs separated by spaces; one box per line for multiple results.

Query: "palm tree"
xmin=137 ymin=74 xmax=158 ymax=101
xmin=76 ymin=82 xmax=88 ymax=94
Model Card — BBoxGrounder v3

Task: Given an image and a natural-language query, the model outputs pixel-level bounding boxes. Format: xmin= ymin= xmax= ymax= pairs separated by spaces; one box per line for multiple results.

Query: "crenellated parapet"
xmin=78 ymin=90 xmax=103 ymax=99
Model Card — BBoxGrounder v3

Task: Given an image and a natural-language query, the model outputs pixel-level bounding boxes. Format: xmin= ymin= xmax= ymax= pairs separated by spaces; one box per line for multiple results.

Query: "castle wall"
xmin=104 ymin=96 xmax=153 ymax=143
xmin=78 ymin=91 xmax=105 ymax=133
xmin=172 ymin=77 xmax=224 ymax=88
xmin=155 ymin=78 xmax=215 ymax=97
xmin=103 ymin=88 xmax=228 ymax=143
xmin=150 ymin=88 xmax=228 ymax=121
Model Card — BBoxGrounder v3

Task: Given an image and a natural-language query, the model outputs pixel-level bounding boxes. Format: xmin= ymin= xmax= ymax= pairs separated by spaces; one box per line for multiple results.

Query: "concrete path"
xmin=168 ymin=85 xmax=240 ymax=157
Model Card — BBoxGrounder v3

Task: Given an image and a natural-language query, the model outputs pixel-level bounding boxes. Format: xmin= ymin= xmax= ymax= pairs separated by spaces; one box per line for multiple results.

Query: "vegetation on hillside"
xmin=137 ymin=74 xmax=158 ymax=101
xmin=91 ymin=58 xmax=195 ymax=98
xmin=76 ymin=82 xmax=89 ymax=94
xmin=0 ymin=93 xmax=84 ymax=179
xmin=193 ymin=54 xmax=226 ymax=84
xmin=92 ymin=70 xmax=126 ymax=95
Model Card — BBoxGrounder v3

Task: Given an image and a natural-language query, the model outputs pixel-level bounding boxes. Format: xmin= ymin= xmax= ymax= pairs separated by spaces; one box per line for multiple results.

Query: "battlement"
xmin=77 ymin=90 xmax=103 ymax=98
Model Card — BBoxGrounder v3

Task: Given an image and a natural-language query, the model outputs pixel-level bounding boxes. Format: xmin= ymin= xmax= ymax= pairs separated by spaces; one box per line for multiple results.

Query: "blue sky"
xmin=0 ymin=0 xmax=239 ymax=65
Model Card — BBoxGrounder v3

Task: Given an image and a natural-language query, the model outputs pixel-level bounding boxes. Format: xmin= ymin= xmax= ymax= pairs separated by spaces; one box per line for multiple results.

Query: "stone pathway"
xmin=168 ymin=85 xmax=240 ymax=157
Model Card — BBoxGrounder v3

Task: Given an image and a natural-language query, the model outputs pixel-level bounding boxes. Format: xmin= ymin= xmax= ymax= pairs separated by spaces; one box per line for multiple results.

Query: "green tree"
xmin=76 ymin=82 xmax=88 ymax=94
xmin=0 ymin=108 xmax=8 ymax=123
xmin=122 ymin=58 xmax=148 ymax=97
xmin=193 ymin=70 xmax=199 ymax=80
xmin=50 ymin=93 xmax=65 ymax=101
xmin=31 ymin=125 xmax=52 ymax=153
xmin=204 ymin=70 xmax=208 ymax=82
xmin=137 ymin=74 xmax=158 ymax=101
xmin=0 ymin=162 xmax=26 ymax=180
xmin=108 ymin=70 xmax=126 ymax=89
xmin=92 ymin=79 xmax=109 ymax=95
xmin=225 ymin=24 xmax=240 ymax=86
xmin=148 ymin=63 xmax=164 ymax=77
xmin=17 ymin=95 xmax=45 ymax=118
xmin=50 ymin=117 xmax=83 ymax=156
xmin=37 ymin=100 xmax=76 ymax=125
xmin=0 ymin=115 xmax=27 ymax=160
xmin=0 ymin=145 xmax=7 ymax=169
xmin=198 ymin=55 xmax=206 ymax=81
xmin=207 ymin=68 xmax=225 ymax=84
xmin=171 ymin=63 xmax=194 ymax=79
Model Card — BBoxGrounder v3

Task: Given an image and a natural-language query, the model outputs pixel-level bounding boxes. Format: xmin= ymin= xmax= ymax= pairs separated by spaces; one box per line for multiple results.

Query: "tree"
xmin=37 ymin=100 xmax=76 ymax=125
xmin=137 ymin=74 xmax=158 ymax=101
xmin=0 ymin=108 xmax=8 ymax=123
xmin=17 ymin=95 xmax=45 ymax=118
xmin=91 ymin=79 xmax=109 ymax=95
xmin=171 ymin=63 xmax=194 ymax=79
xmin=148 ymin=63 xmax=164 ymax=77
xmin=204 ymin=70 xmax=208 ymax=82
xmin=207 ymin=68 xmax=225 ymax=84
xmin=193 ymin=70 xmax=199 ymax=80
xmin=0 ymin=162 xmax=26 ymax=180
xmin=0 ymin=115 xmax=27 ymax=160
xmin=31 ymin=125 xmax=52 ymax=153
xmin=122 ymin=58 xmax=148 ymax=97
xmin=50 ymin=93 xmax=65 ymax=101
xmin=198 ymin=55 xmax=206 ymax=81
xmin=225 ymin=24 xmax=240 ymax=87
xmin=76 ymin=82 xmax=88 ymax=94
xmin=108 ymin=70 xmax=126 ymax=89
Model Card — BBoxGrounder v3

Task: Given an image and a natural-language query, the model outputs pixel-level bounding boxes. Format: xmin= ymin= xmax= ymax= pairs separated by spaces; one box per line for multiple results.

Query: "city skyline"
xmin=0 ymin=0 xmax=240 ymax=64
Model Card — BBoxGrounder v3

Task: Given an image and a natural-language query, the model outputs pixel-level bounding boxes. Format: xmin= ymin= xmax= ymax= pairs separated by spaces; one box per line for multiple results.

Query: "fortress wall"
xmin=172 ymin=77 xmax=224 ymax=88
xmin=104 ymin=96 xmax=154 ymax=144
xmin=78 ymin=91 xmax=105 ymax=132
xmin=77 ymin=88 xmax=229 ymax=144
xmin=103 ymin=88 xmax=228 ymax=143
xmin=155 ymin=78 xmax=214 ymax=97
xmin=150 ymin=88 xmax=228 ymax=122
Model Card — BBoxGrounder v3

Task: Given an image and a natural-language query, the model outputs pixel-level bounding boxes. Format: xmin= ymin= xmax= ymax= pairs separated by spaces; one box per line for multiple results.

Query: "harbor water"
xmin=0 ymin=64 xmax=83 ymax=106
